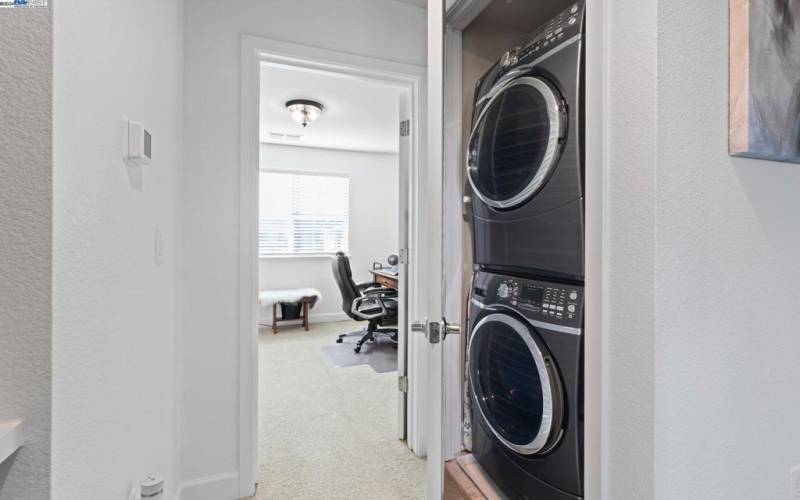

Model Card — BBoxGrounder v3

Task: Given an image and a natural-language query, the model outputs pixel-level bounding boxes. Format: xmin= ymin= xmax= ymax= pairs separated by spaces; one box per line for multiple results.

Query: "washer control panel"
xmin=471 ymin=271 xmax=584 ymax=329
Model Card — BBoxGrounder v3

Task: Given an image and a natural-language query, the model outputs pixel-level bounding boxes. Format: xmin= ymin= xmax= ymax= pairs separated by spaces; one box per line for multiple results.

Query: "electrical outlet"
xmin=791 ymin=465 xmax=800 ymax=500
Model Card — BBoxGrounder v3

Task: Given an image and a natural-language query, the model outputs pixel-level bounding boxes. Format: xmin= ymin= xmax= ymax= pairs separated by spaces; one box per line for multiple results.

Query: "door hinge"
xmin=400 ymin=119 xmax=410 ymax=137
xmin=399 ymin=247 xmax=409 ymax=265
xmin=398 ymin=375 xmax=409 ymax=393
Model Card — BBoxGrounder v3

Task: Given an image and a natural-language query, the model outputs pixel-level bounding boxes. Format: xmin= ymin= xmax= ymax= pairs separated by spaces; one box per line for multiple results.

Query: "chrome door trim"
xmin=466 ymin=76 xmax=564 ymax=210
xmin=470 ymin=298 xmax=582 ymax=336
xmin=468 ymin=313 xmax=555 ymax=455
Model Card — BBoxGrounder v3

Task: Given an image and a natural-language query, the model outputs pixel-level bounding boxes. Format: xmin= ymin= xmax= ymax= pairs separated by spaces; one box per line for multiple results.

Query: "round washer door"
xmin=468 ymin=313 xmax=564 ymax=455
xmin=467 ymin=76 xmax=565 ymax=210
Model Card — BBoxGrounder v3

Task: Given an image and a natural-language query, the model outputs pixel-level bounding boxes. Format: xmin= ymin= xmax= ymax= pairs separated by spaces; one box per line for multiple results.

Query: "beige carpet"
xmin=253 ymin=320 xmax=426 ymax=500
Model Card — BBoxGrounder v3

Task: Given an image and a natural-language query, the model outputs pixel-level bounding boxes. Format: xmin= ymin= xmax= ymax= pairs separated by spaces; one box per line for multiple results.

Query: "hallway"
xmin=256 ymin=321 xmax=425 ymax=499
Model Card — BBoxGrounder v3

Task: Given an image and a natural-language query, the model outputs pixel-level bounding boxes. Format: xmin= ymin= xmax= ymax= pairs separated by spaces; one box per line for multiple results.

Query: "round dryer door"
xmin=467 ymin=77 xmax=565 ymax=210
xmin=468 ymin=313 xmax=564 ymax=456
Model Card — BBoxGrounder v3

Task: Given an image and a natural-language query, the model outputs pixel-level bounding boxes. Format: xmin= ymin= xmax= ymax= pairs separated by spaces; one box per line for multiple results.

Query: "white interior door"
xmin=421 ymin=1 xmax=450 ymax=498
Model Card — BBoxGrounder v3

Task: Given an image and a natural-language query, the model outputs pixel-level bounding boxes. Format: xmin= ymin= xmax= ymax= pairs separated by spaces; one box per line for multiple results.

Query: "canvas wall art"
xmin=730 ymin=0 xmax=800 ymax=163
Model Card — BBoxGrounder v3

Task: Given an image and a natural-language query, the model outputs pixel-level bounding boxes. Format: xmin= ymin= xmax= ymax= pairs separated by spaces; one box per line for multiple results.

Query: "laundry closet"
xmin=431 ymin=1 xmax=588 ymax=498
xmin=452 ymin=1 xmax=572 ymax=301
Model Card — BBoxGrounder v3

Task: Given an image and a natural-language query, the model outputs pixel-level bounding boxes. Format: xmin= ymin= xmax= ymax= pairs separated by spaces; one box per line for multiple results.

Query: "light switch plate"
xmin=791 ymin=465 xmax=800 ymax=500
xmin=126 ymin=119 xmax=152 ymax=166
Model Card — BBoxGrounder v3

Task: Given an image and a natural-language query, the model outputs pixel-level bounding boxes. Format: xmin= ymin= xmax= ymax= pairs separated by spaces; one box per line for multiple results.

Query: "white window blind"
xmin=259 ymin=171 xmax=350 ymax=256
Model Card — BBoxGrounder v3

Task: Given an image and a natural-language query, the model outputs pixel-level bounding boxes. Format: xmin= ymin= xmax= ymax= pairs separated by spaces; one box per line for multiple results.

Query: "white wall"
xmin=259 ymin=144 xmax=399 ymax=324
xmin=599 ymin=0 xmax=800 ymax=498
xmin=602 ymin=0 xmax=657 ymax=498
xmin=0 ymin=7 xmax=52 ymax=500
xmin=654 ymin=1 xmax=800 ymax=499
xmin=52 ymin=0 xmax=184 ymax=498
xmin=181 ymin=1 xmax=426 ymax=495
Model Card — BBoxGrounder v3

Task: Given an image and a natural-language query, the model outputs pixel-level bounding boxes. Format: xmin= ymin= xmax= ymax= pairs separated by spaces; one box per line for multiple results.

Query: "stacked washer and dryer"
xmin=465 ymin=2 xmax=586 ymax=499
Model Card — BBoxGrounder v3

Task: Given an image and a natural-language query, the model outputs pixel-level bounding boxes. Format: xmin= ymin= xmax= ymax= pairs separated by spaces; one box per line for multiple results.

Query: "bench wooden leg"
xmin=303 ymin=300 xmax=309 ymax=331
xmin=272 ymin=304 xmax=278 ymax=334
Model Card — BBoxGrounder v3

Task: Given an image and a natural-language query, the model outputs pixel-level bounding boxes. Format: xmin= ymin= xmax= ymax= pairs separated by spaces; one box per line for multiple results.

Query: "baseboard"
xmin=179 ymin=471 xmax=239 ymax=500
xmin=258 ymin=311 xmax=349 ymax=326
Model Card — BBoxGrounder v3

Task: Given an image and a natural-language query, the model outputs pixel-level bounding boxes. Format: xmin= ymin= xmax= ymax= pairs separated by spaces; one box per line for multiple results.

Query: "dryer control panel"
xmin=499 ymin=1 xmax=585 ymax=71
xmin=471 ymin=271 xmax=584 ymax=330
xmin=472 ymin=0 xmax=585 ymax=123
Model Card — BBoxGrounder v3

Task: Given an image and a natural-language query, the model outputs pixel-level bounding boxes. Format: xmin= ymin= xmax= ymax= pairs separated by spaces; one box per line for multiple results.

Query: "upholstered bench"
xmin=259 ymin=288 xmax=321 ymax=334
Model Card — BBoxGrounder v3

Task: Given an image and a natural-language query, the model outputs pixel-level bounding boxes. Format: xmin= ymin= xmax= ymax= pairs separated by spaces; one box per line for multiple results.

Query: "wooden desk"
xmin=370 ymin=269 xmax=399 ymax=290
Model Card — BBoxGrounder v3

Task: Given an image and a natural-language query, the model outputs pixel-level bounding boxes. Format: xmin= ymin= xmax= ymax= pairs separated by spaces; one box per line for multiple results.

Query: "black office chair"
xmin=331 ymin=251 xmax=398 ymax=353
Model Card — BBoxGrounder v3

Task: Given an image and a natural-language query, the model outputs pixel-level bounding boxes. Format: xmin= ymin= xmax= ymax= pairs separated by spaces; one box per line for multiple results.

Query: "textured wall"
xmin=181 ymin=1 xmax=425 ymax=494
xmin=52 ymin=0 xmax=183 ymax=497
xmin=0 ymin=6 xmax=53 ymax=500
xmin=655 ymin=1 xmax=800 ymax=498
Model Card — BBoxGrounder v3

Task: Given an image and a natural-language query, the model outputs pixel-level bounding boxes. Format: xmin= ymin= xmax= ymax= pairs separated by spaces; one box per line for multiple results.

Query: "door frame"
xmin=582 ymin=0 xmax=607 ymax=497
xmin=239 ymin=35 xmax=426 ymax=497
xmin=441 ymin=22 xmax=466 ymax=461
xmin=440 ymin=0 xmax=608 ymax=498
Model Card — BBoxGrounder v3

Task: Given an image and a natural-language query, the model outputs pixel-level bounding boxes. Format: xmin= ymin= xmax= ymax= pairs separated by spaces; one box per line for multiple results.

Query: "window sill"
xmin=259 ymin=254 xmax=345 ymax=260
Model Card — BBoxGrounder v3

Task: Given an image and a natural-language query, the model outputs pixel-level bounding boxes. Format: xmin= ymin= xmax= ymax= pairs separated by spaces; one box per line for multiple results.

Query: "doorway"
xmin=238 ymin=36 xmax=427 ymax=497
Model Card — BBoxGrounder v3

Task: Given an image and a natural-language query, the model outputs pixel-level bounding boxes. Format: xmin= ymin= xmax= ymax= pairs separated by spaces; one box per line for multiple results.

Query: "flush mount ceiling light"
xmin=286 ymin=99 xmax=324 ymax=128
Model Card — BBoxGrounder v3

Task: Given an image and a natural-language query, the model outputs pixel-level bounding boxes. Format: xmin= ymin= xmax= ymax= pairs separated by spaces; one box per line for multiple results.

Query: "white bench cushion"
xmin=259 ymin=288 xmax=321 ymax=308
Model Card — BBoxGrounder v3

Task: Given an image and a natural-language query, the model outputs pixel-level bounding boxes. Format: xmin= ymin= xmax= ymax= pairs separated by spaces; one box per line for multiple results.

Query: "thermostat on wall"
xmin=126 ymin=119 xmax=152 ymax=165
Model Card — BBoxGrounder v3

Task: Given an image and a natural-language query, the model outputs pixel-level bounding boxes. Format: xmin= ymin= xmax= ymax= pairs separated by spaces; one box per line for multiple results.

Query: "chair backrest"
xmin=331 ymin=251 xmax=361 ymax=321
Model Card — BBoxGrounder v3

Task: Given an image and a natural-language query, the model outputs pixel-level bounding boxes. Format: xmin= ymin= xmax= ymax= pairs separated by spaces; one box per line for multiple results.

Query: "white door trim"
xmin=397 ymin=92 xmax=412 ymax=442
xmin=442 ymin=26 xmax=465 ymax=461
xmin=239 ymin=35 xmax=426 ymax=497
xmin=445 ymin=0 xmax=492 ymax=30
xmin=424 ymin=0 xmax=445 ymax=495
xmin=584 ymin=0 xmax=608 ymax=498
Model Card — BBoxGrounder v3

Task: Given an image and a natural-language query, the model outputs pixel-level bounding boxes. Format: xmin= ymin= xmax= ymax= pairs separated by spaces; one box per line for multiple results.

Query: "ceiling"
xmin=260 ymin=63 xmax=403 ymax=154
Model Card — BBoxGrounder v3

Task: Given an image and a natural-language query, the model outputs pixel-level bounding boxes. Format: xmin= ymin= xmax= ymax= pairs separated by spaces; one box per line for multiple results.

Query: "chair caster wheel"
xmin=336 ymin=338 xmax=343 ymax=343
xmin=354 ymin=347 xmax=362 ymax=354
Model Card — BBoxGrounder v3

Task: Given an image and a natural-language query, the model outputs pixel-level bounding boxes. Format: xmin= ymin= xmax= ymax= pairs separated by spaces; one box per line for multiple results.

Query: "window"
xmin=259 ymin=171 xmax=350 ymax=257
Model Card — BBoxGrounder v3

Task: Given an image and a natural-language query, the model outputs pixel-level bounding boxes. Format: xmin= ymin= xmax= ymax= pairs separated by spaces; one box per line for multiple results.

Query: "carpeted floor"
xmin=253 ymin=320 xmax=426 ymax=500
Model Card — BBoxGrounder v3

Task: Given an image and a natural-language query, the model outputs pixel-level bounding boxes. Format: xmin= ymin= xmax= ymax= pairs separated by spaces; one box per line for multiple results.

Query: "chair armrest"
xmin=363 ymin=287 xmax=397 ymax=297
xmin=351 ymin=295 xmax=388 ymax=320
xmin=356 ymin=281 xmax=381 ymax=291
